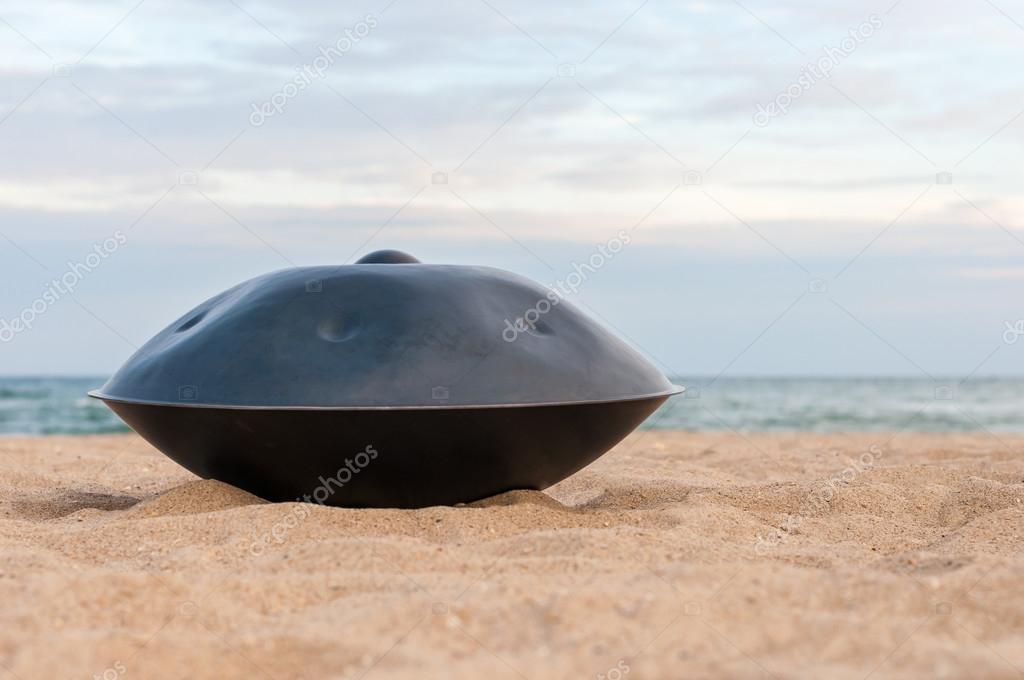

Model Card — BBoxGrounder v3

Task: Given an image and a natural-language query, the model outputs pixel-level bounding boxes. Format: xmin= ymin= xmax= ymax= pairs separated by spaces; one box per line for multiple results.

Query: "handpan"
xmin=90 ymin=250 xmax=681 ymax=508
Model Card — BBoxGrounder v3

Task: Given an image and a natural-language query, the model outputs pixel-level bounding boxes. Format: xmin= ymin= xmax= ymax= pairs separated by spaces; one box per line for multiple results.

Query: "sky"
xmin=0 ymin=0 xmax=1022 ymax=378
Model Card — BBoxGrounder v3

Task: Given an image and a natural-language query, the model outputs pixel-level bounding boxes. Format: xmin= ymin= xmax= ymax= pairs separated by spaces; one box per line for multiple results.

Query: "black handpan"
xmin=90 ymin=251 xmax=681 ymax=508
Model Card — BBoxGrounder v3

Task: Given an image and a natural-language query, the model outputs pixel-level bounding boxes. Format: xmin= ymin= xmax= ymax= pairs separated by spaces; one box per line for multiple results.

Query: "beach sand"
xmin=2 ymin=430 xmax=1023 ymax=679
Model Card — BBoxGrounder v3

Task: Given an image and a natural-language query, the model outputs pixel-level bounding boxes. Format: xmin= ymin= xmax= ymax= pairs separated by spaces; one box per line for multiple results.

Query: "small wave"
xmin=0 ymin=378 xmax=124 ymax=435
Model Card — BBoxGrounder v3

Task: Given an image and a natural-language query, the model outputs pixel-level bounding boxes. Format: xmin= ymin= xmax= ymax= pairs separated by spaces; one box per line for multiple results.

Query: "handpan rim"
xmin=87 ymin=385 xmax=684 ymax=411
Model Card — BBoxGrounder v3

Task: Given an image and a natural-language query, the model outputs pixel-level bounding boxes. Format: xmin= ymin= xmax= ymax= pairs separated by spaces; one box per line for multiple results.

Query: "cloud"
xmin=958 ymin=267 xmax=1024 ymax=280
xmin=0 ymin=0 xmax=1022 ymax=374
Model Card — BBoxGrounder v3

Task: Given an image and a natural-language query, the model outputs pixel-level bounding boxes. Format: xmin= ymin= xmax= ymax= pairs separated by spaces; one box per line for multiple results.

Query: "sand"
xmin=2 ymin=430 xmax=1024 ymax=680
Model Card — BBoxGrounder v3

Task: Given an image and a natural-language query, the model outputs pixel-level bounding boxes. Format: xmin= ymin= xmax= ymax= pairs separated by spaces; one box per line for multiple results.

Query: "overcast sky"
xmin=0 ymin=0 xmax=1022 ymax=378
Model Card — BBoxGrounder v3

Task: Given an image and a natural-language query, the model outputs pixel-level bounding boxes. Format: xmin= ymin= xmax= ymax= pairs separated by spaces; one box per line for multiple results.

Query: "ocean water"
xmin=651 ymin=377 xmax=1024 ymax=433
xmin=0 ymin=377 xmax=1020 ymax=435
xmin=0 ymin=377 xmax=128 ymax=435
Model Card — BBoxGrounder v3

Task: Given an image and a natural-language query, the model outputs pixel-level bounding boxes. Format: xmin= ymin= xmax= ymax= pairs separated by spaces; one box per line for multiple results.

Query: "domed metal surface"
xmin=91 ymin=253 xmax=678 ymax=408
xmin=90 ymin=251 xmax=682 ymax=507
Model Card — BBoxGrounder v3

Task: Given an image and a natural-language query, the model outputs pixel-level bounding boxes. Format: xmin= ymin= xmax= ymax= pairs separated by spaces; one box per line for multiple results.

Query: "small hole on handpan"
xmin=175 ymin=311 xmax=206 ymax=332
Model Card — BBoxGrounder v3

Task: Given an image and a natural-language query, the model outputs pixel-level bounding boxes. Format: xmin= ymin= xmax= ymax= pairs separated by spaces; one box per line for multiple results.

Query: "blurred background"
xmin=0 ymin=0 xmax=1021 ymax=432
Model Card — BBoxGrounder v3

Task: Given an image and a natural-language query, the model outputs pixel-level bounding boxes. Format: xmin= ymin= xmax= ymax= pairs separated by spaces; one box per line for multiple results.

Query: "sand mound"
xmin=125 ymin=479 xmax=267 ymax=518
xmin=8 ymin=489 xmax=139 ymax=520
xmin=571 ymin=479 xmax=694 ymax=510
xmin=467 ymin=489 xmax=568 ymax=509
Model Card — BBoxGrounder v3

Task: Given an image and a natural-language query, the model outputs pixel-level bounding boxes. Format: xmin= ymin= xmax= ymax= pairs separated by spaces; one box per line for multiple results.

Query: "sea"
xmin=0 ymin=376 xmax=1021 ymax=435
